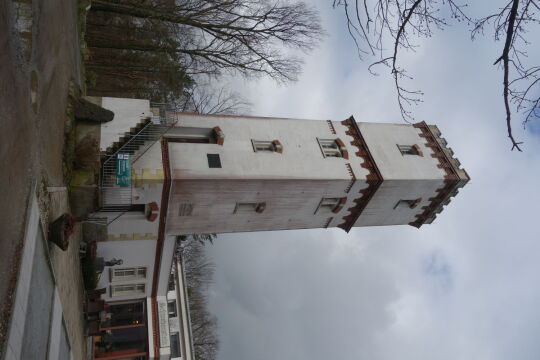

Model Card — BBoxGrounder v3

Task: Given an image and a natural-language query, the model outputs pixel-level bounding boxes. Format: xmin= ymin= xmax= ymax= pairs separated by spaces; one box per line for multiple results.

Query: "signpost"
xmin=115 ymin=153 xmax=131 ymax=187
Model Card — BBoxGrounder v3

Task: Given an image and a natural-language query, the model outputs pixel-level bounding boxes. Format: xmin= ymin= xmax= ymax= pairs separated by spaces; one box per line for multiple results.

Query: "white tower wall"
xmin=168 ymin=114 xmax=367 ymax=180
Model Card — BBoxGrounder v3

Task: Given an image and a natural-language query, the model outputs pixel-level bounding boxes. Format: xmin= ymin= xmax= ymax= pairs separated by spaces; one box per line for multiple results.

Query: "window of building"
xmin=168 ymin=274 xmax=175 ymax=291
xmin=110 ymin=283 xmax=146 ymax=297
xmin=397 ymin=144 xmax=422 ymax=156
xmin=110 ymin=267 xmax=147 ymax=282
xmin=167 ymin=300 xmax=177 ymax=317
xmin=393 ymin=198 xmax=421 ymax=209
xmin=178 ymin=203 xmax=193 ymax=216
xmin=315 ymin=197 xmax=346 ymax=214
xmin=207 ymin=153 xmax=222 ymax=168
xmin=165 ymin=126 xmax=224 ymax=144
xmin=317 ymin=138 xmax=348 ymax=159
xmin=234 ymin=202 xmax=266 ymax=214
xmin=318 ymin=139 xmax=342 ymax=157
xmin=251 ymin=139 xmax=283 ymax=153
xmin=252 ymin=140 xmax=274 ymax=152
xmin=170 ymin=333 xmax=181 ymax=358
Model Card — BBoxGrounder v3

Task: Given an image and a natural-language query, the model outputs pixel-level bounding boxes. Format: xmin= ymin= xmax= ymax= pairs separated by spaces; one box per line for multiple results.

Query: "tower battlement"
xmin=407 ymin=122 xmax=470 ymax=227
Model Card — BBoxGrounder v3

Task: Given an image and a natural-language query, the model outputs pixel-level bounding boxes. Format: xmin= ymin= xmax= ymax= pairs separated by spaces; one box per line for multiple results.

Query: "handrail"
xmin=99 ymin=105 xmax=178 ymax=211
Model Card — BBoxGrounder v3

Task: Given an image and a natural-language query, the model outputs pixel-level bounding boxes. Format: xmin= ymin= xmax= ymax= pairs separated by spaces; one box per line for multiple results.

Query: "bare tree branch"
xmin=90 ymin=0 xmax=324 ymax=82
xmin=494 ymin=0 xmax=524 ymax=151
xmin=335 ymin=0 xmax=540 ymax=150
xmin=333 ymin=0 xmax=470 ymax=123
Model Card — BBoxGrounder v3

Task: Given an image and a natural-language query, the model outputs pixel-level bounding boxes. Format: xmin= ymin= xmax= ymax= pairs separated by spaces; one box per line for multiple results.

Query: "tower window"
xmin=317 ymin=138 xmax=348 ymax=159
xmin=234 ymin=202 xmax=266 ymax=214
xmin=252 ymin=140 xmax=283 ymax=153
xmin=397 ymin=144 xmax=423 ymax=156
xmin=393 ymin=198 xmax=421 ymax=209
xmin=207 ymin=153 xmax=222 ymax=168
xmin=165 ymin=126 xmax=225 ymax=145
xmin=315 ymin=197 xmax=347 ymax=214
xmin=166 ymin=127 xmax=216 ymax=144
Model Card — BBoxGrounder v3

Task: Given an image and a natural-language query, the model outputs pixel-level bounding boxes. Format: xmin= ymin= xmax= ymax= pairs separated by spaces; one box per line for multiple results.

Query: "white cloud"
xmin=204 ymin=1 xmax=540 ymax=359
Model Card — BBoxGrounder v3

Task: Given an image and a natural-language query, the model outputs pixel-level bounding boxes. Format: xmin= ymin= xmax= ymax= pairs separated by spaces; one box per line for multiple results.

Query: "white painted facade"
xmin=162 ymin=113 xmax=468 ymax=233
xmin=166 ymin=114 xmax=368 ymax=233
xmin=167 ymin=114 xmax=366 ymax=179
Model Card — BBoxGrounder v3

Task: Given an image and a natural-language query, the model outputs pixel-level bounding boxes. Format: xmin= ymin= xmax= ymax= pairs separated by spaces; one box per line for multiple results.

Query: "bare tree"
xmin=177 ymin=82 xmax=251 ymax=114
xmin=333 ymin=0 xmax=540 ymax=151
xmin=178 ymin=234 xmax=219 ymax=360
xmin=472 ymin=0 xmax=540 ymax=151
xmin=90 ymin=0 xmax=324 ymax=82
xmin=85 ymin=11 xmax=193 ymax=101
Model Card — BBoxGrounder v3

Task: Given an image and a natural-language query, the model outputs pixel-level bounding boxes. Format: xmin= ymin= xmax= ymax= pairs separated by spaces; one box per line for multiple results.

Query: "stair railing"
xmin=99 ymin=104 xmax=178 ymax=212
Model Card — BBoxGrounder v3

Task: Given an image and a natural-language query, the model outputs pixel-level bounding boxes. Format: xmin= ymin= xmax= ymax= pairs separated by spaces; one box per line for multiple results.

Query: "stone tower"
xmin=120 ymin=111 xmax=469 ymax=235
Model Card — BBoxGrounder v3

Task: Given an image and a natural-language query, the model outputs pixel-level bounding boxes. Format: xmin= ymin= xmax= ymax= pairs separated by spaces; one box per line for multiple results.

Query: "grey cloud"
xmin=203 ymin=1 xmax=540 ymax=359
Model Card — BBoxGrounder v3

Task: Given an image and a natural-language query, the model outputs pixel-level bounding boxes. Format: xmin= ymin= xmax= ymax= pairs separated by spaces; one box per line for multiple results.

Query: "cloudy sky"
xmin=204 ymin=1 xmax=540 ymax=359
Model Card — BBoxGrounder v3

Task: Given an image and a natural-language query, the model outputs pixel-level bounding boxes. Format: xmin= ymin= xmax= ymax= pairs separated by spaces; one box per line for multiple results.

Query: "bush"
xmin=81 ymin=255 xmax=99 ymax=291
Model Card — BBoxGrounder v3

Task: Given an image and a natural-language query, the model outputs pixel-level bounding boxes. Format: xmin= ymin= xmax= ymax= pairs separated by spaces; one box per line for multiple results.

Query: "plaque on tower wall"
xmin=115 ymin=153 xmax=131 ymax=187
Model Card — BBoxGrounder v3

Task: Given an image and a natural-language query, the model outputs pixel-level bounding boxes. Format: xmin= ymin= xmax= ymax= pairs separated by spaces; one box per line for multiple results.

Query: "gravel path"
xmin=0 ymin=0 xmax=82 ymax=354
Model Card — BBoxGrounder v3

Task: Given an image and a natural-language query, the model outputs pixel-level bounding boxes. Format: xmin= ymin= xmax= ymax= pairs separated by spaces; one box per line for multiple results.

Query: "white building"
xmin=90 ymin=97 xmax=469 ymax=359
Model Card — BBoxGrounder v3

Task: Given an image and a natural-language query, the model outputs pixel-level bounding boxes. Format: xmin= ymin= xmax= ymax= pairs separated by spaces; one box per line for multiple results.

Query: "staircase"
xmin=100 ymin=104 xmax=177 ymax=211
xmin=104 ymin=117 xmax=152 ymax=156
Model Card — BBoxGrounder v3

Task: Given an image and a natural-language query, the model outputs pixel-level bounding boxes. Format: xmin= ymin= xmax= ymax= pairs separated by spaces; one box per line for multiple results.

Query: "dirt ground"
xmin=0 ymin=0 xmax=82 ymax=353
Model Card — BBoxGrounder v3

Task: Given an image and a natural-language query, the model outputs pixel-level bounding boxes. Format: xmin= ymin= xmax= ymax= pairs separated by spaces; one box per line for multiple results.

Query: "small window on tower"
xmin=393 ymin=198 xmax=421 ymax=209
xmin=252 ymin=140 xmax=283 ymax=153
xmin=234 ymin=202 xmax=266 ymax=214
xmin=315 ymin=197 xmax=346 ymax=214
xmin=165 ymin=126 xmax=225 ymax=145
xmin=317 ymin=138 xmax=348 ymax=159
xmin=207 ymin=153 xmax=222 ymax=168
xmin=318 ymin=139 xmax=342 ymax=157
xmin=397 ymin=144 xmax=422 ymax=156
xmin=252 ymin=140 xmax=274 ymax=152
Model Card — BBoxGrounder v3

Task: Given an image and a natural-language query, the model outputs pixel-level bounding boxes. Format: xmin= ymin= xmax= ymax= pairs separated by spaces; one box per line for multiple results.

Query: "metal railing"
xmin=100 ymin=104 xmax=178 ymax=211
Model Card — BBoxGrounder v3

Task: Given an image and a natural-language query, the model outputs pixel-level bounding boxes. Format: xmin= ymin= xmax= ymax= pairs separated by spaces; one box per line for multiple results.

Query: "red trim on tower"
xmin=327 ymin=120 xmax=337 ymax=134
xmin=344 ymin=163 xmax=356 ymax=193
xmin=412 ymin=144 xmax=424 ymax=157
xmin=332 ymin=197 xmax=348 ymax=213
xmin=149 ymin=138 xmax=172 ymax=357
xmin=153 ymin=138 xmax=171 ymax=297
xmin=335 ymin=138 xmax=349 ymax=160
xmin=213 ymin=126 xmax=225 ymax=145
xmin=271 ymin=140 xmax=283 ymax=153
xmin=337 ymin=116 xmax=383 ymax=232
xmin=151 ymin=297 xmax=159 ymax=358
xmin=409 ymin=122 xmax=463 ymax=228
